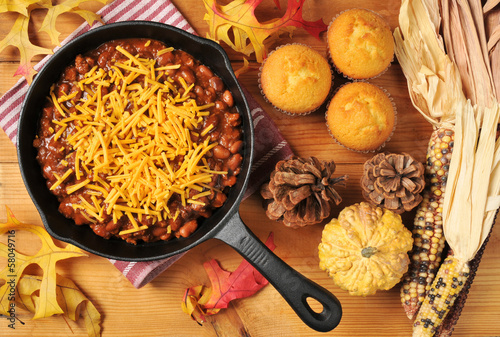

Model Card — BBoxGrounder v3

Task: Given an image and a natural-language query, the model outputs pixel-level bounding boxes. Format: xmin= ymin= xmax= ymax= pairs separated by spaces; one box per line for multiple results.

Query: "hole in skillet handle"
xmin=214 ymin=212 xmax=342 ymax=332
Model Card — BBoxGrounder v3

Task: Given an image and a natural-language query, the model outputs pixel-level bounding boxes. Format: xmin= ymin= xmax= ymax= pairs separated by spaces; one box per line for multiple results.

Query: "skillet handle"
xmin=213 ymin=212 xmax=342 ymax=332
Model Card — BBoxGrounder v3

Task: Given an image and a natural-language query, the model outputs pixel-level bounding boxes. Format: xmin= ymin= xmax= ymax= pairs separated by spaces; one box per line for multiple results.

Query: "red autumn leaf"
xmin=181 ymin=232 xmax=275 ymax=323
xmin=203 ymin=0 xmax=328 ymax=62
xmin=204 ymin=232 xmax=276 ymax=309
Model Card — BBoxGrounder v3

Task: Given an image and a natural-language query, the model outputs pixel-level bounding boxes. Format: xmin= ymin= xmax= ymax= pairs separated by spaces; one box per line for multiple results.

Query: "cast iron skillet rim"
xmin=18 ymin=21 xmax=254 ymax=261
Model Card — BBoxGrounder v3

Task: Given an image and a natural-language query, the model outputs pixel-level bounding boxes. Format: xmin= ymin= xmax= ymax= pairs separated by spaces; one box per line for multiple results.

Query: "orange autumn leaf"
xmin=0 ymin=207 xmax=88 ymax=320
xmin=182 ymin=233 xmax=275 ymax=324
xmin=203 ymin=0 xmax=328 ymax=62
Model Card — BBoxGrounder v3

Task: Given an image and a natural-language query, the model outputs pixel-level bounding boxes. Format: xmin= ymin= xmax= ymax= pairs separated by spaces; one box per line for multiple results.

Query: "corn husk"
xmin=443 ymin=101 xmax=500 ymax=262
xmin=394 ymin=0 xmax=462 ymax=129
xmin=396 ymin=1 xmax=500 ymax=334
xmin=396 ymin=0 xmax=500 ymax=267
xmin=485 ymin=0 xmax=500 ymax=12
xmin=486 ymin=2 xmax=500 ymax=98
xmin=440 ymin=0 xmax=496 ymax=107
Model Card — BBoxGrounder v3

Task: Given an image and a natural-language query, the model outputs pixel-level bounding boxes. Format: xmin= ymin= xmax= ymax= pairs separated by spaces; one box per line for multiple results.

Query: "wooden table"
xmin=1 ymin=0 xmax=499 ymax=336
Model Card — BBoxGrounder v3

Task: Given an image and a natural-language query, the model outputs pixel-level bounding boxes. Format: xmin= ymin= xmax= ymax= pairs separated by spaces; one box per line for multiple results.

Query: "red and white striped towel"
xmin=0 ymin=0 xmax=293 ymax=288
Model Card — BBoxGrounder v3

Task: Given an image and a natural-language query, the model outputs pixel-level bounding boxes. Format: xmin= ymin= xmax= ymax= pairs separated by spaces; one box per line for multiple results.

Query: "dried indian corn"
xmin=395 ymin=0 xmax=500 ymax=334
xmin=401 ymin=128 xmax=453 ymax=319
xmin=412 ymin=256 xmax=470 ymax=337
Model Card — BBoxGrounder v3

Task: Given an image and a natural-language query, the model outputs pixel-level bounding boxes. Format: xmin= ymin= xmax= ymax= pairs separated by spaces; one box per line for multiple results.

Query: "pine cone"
xmin=361 ymin=152 xmax=425 ymax=214
xmin=260 ymin=157 xmax=348 ymax=228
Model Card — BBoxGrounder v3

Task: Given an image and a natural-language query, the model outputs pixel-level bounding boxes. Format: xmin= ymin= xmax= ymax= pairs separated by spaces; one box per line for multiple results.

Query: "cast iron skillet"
xmin=17 ymin=21 xmax=342 ymax=332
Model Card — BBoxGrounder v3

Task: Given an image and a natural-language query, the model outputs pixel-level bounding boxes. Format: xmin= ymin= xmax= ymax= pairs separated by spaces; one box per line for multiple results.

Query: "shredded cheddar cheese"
xmin=50 ymin=168 xmax=74 ymax=190
xmin=50 ymin=44 xmax=228 ymax=236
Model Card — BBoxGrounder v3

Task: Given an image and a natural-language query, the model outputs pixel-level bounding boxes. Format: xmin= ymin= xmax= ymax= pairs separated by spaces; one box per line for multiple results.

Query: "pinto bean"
xmin=85 ymin=56 xmax=95 ymax=68
xmin=209 ymin=76 xmax=224 ymax=92
xmin=204 ymin=114 xmax=219 ymax=130
xmin=225 ymin=112 xmax=241 ymax=125
xmin=227 ymin=153 xmax=243 ymax=172
xmin=178 ymin=220 xmax=198 ymax=238
xmin=159 ymin=233 xmax=172 ymax=241
xmin=64 ymin=67 xmax=78 ymax=82
xmin=194 ymin=85 xmax=204 ymax=96
xmin=105 ymin=221 xmax=120 ymax=232
xmin=97 ymin=51 xmax=110 ymax=69
xmin=178 ymin=66 xmax=195 ymax=84
xmin=215 ymin=100 xmax=227 ymax=111
xmin=152 ymin=226 xmax=169 ymax=237
xmin=209 ymin=130 xmax=221 ymax=142
xmin=196 ymin=64 xmax=213 ymax=80
xmin=166 ymin=68 xmax=177 ymax=77
xmin=75 ymin=55 xmax=89 ymax=75
xmin=157 ymin=51 xmax=174 ymax=66
xmin=58 ymin=83 xmax=70 ymax=96
xmin=230 ymin=140 xmax=243 ymax=154
xmin=204 ymin=87 xmax=216 ymax=103
xmin=169 ymin=217 xmax=182 ymax=231
xmin=68 ymin=85 xmax=82 ymax=101
xmin=181 ymin=54 xmax=195 ymax=67
xmin=212 ymin=192 xmax=227 ymax=208
xmin=222 ymin=90 xmax=234 ymax=107
xmin=222 ymin=175 xmax=237 ymax=187
xmin=213 ymin=145 xmax=231 ymax=159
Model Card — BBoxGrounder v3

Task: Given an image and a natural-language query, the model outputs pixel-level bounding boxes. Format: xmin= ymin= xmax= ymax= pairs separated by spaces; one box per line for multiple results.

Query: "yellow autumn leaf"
xmin=38 ymin=0 xmax=110 ymax=46
xmin=17 ymin=274 xmax=101 ymax=337
xmin=181 ymin=285 xmax=218 ymax=324
xmin=0 ymin=12 xmax=53 ymax=83
xmin=0 ymin=0 xmax=109 ymax=82
xmin=0 ymin=207 xmax=88 ymax=320
xmin=0 ymin=0 xmax=46 ymax=16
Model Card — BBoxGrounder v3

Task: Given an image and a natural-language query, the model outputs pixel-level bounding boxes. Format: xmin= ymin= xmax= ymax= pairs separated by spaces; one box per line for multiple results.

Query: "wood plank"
xmin=0 ymin=128 xmax=17 ymax=163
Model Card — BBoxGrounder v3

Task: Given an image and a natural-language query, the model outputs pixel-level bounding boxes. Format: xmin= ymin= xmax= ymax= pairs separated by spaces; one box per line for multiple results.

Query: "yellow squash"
xmin=318 ymin=202 xmax=413 ymax=296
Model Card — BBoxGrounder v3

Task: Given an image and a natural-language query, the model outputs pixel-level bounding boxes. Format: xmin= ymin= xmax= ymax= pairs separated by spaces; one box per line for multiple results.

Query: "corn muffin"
xmin=326 ymin=82 xmax=396 ymax=152
xmin=328 ymin=8 xmax=394 ymax=79
xmin=260 ymin=44 xmax=332 ymax=115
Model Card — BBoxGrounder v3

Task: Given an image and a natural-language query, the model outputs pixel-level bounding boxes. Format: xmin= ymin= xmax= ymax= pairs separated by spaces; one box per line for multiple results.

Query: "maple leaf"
xmin=0 ymin=207 xmax=88 ymax=320
xmin=0 ymin=12 xmax=53 ymax=83
xmin=16 ymin=274 xmax=101 ymax=337
xmin=182 ymin=232 xmax=276 ymax=323
xmin=38 ymin=0 xmax=109 ymax=46
xmin=203 ymin=0 xmax=328 ymax=62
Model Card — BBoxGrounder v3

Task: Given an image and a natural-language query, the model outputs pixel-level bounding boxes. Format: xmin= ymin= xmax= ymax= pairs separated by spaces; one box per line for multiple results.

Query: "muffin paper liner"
xmin=326 ymin=8 xmax=395 ymax=81
xmin=324 ymin=81 xmax=397 ymax=153
xmin=258 ymin=43 xmax=335 ymax=116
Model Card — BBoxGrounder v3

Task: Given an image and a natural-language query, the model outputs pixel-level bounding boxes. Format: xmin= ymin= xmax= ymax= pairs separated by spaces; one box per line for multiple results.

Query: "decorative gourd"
xmin=318 ymin=202 xmax=413 ymax=296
